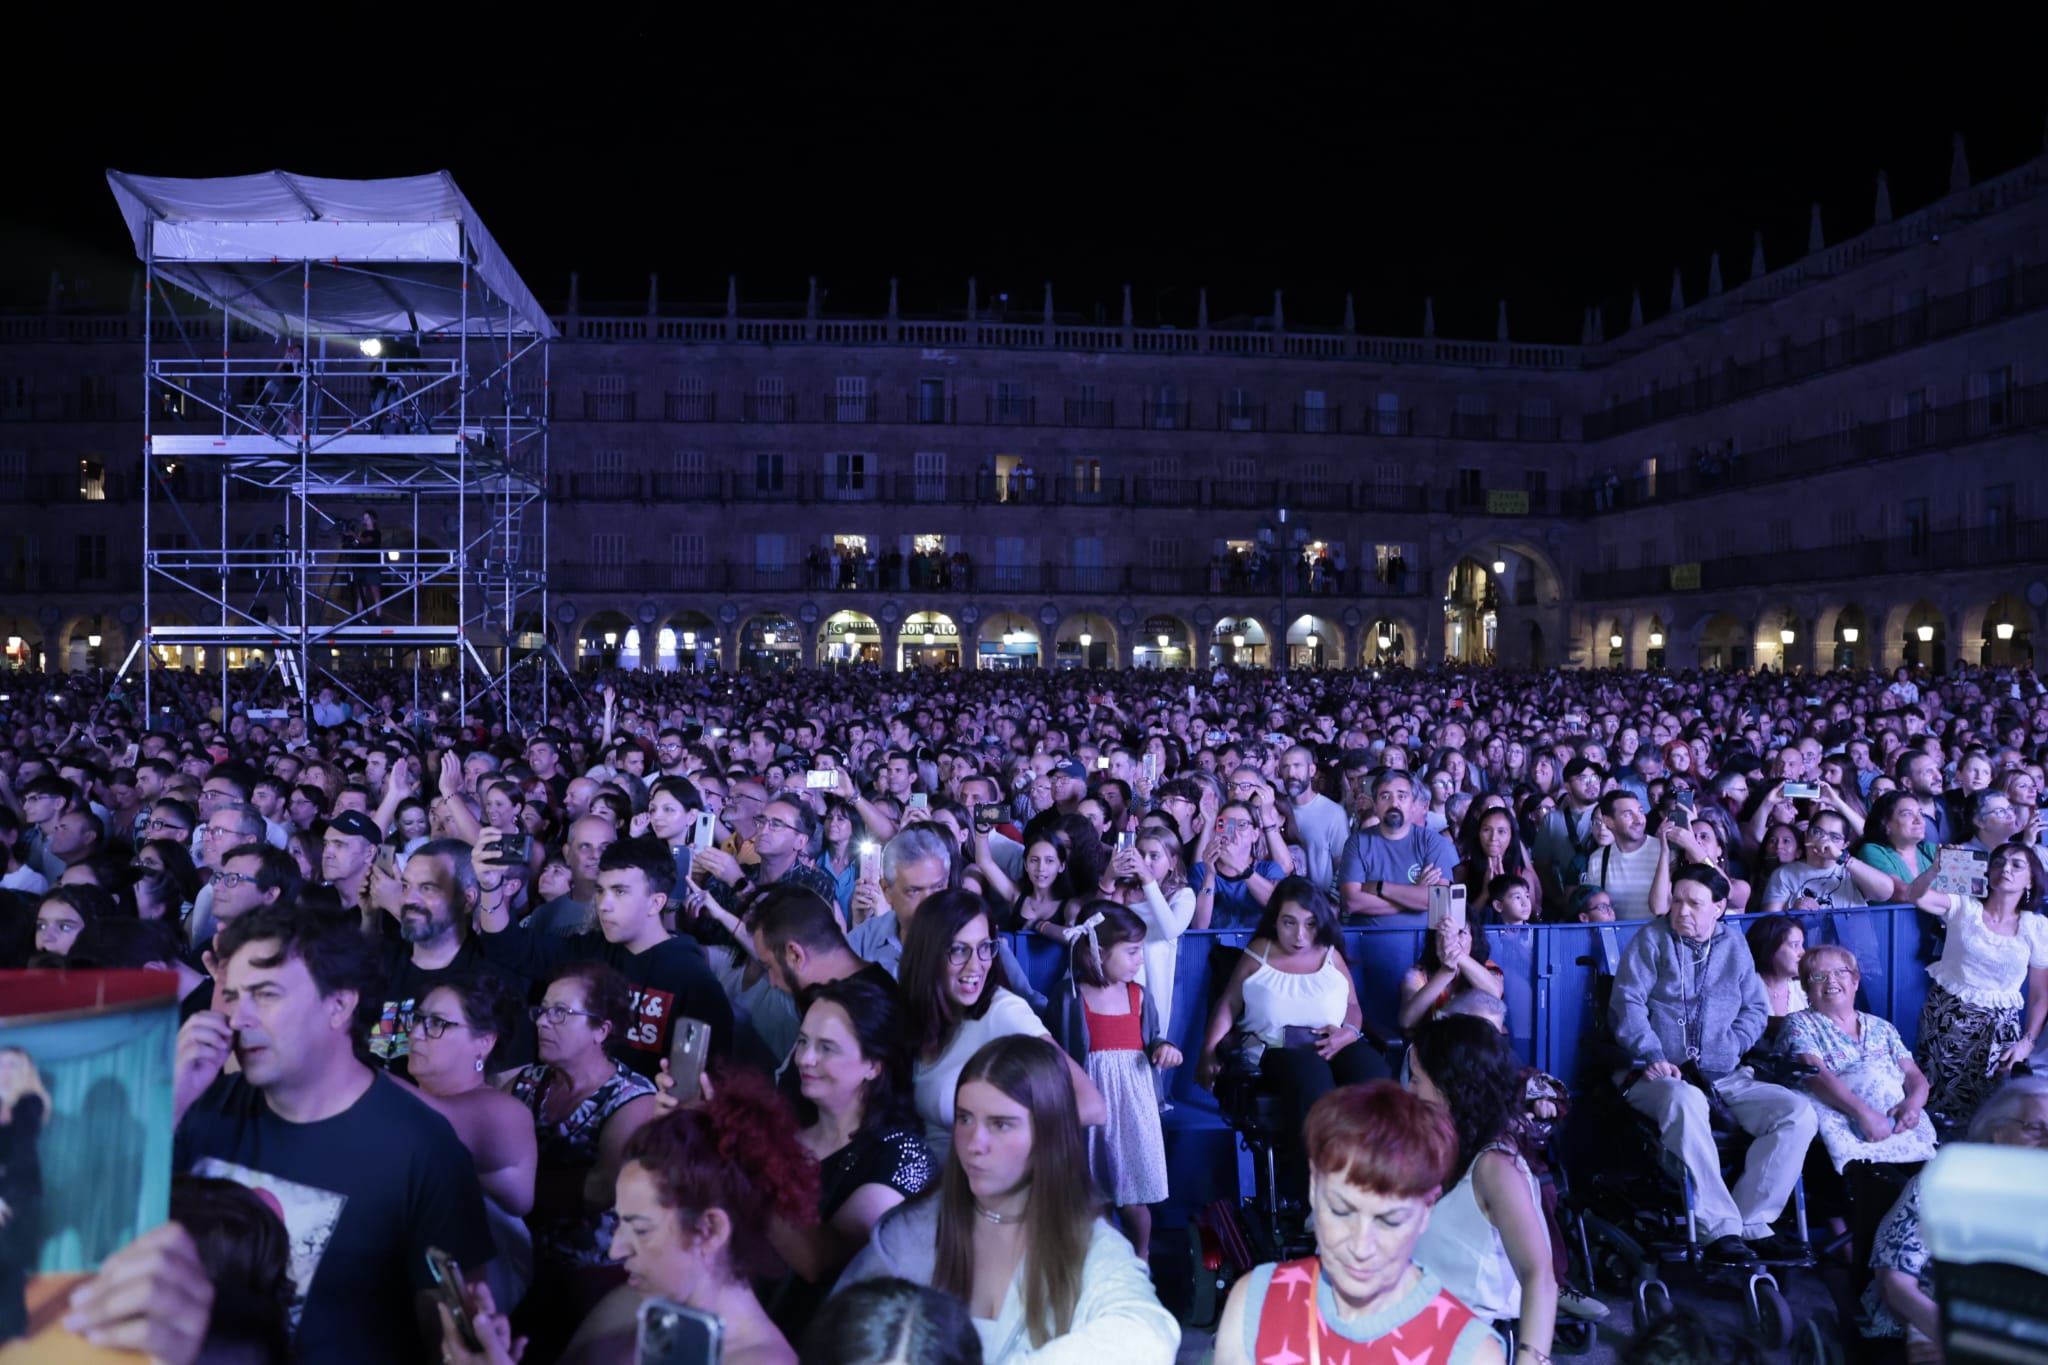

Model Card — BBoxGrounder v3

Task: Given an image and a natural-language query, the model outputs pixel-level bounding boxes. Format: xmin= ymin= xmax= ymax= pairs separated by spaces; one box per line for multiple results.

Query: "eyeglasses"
xmin=143 ymin=816 xmax=190 ymax=833
xmin=946 ymin=940 xmax=998 ymax=965
xmin=209 ymin=870 xmax=253 ymax=889
xmin=529 ymin=1004 xmax=600 ymax=1026
xmin=414 ymin=1013 xmax=467 ymax=1040
xmin=201 ymin=787 xmax=236 ymax=801
xmin=655 ymin=742 xmax=682 ymax=753
xmin=1804 ymin=968 xmax=1857 ymax=983
xmin=759 ymin=816 xmax=801 ymax=834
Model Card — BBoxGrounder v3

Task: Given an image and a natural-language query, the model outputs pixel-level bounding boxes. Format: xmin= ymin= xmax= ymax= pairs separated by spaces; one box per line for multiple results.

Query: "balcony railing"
xmin=743 ymin=394 xmax=798 ymax=422
xmin=1587 ymin=376 xmax=2048 ymax=514
xmin=582 ymin=392 xmax=635 ymax=421
xmin=1063 ymin=398 xmax=1115 ymax=428
xmin=1293 ymin=404 xmax=1340 ymax=434
xmin=1585 ymin=257 xmax=2048 ymax=441
xmin=905 ymin=394 xmax=956 ymax=424
xmin=665 ymin=392 xmax=717 ymax=422
xmin=1218 ymin=402 xmax=1267 ymax=432
xmin=825 ymin=393 xmax=878 ymax=424
xmin=986 ymin=396 xmax=1036 ymax=425
xmin=547 ymin=560 xmax=1430 ymax=599
xmin=1577 ymin=519 xmax=2048 ymax=600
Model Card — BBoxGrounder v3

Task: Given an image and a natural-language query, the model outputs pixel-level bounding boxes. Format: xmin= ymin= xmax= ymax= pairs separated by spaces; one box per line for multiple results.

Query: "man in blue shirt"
xmin=1337 ymin=770 xmax=1460 ymax=918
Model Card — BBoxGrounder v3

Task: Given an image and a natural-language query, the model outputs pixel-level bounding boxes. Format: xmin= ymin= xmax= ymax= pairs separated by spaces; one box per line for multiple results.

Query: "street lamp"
xmin=1233 ymin=633 xmax=1246 ymax=648
xmin=681 ymin=632 xmax=696 ymax=648
xmin=1491 ymin=557 xmax=1506 ymax=575
xmin=603 ymin=632 xmax=617 ymax=647
xmin=1841 ymin=627 xmax=1859 ymax=643
xmin=1157 ymin=633 xmax=1169 ymax=649
xmin=1917 ymin=624 xmax=1935 ymax=643
xmin=1078 ymin=632 xmax=1091 ymax=649
xmin=1780 ymin=627 xmax=1795 ymax=645
xmin=1649 ymin=630 xmax=1664 ymax=648
xmin=1997 ymin=622 xmax=2017 ymax=640
xmin=1609 ymin=633 xmax=1623 ymax=649
xmin=1306 ymin=632 xmax=1319 ymax=650
xmin=87 ymin=634 xmax=101 ymax=648
xmin=1377 ymin=631 xmax=1393 ymax=649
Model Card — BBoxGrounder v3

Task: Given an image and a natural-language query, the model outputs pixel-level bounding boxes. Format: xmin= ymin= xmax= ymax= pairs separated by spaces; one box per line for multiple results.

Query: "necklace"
xmin=974 ymin=1202 xmax=1025 ymax=1225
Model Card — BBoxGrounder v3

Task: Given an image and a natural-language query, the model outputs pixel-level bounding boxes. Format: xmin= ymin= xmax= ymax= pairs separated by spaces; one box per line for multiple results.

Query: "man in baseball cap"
xmin=1050 ymin=758 xmax=1089 ymax=816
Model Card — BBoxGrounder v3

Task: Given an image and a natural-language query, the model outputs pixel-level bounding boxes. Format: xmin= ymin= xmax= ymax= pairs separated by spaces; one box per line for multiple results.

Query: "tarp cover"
xmin=106 ymin=170 xmax=556 ymax=338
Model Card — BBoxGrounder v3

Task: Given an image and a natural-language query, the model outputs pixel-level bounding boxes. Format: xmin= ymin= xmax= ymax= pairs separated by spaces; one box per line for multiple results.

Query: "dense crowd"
xmin=1 ymin=656 xmax=2045 ymax=1365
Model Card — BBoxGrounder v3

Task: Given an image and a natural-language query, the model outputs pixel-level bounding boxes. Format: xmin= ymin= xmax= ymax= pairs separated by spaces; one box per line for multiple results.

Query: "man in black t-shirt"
xmin=365 ymin=837 xmax=529 ymax=1069
xmin=171 ymin=905 xmax=493 ymax=1364
xmin=474 ymin=832 xmax=732 ymax=1078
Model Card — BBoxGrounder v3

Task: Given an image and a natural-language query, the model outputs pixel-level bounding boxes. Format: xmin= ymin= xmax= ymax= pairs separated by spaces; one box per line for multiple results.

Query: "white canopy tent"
xmin=106 ymin=169 xmax=557 ymax=339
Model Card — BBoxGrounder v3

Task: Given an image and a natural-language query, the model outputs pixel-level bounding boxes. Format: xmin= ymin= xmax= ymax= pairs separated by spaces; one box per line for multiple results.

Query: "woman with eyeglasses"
xmin=1197 ymin=800 xmax=1289 ymax=930
xmin=500 ymin=962 xmax=658 ymax=1349
xmin=1781 ymin=944 xmax=1937 ymax=1175
xmin=900 ymin=889 xmax=1105 ymax=1164
xmin=402 ymin=973 xmax=539 ymax=1313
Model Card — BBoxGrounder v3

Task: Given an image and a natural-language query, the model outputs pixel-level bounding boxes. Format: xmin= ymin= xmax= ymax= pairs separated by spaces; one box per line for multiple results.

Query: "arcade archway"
xmin=1054 ymin=613 xmax=1116 ymax=669
xmin=1136 ymin=614 xmax=1193 ymax=670
xmin=1285 ymin=614 xmax=1341 ymax=669
xmin=738 ymin=612 xmax=801 ymax=673
xmin=660 ymin=610 xmax=718 ymax=671
xmin=901 ymin=610 xmax=963 ymax=670
xmin=1696 ymin=612 xmax=1748 ymax=672
xmin=1211 ymin=615 xmax=1269 ymax=668
xmin=819 ymin=610 xmax=882 ymax=668
xmin=976 ymin=612 xmax=1037 ymax=670
xmin=1443 ymin=558 xmax=1497 ymax=662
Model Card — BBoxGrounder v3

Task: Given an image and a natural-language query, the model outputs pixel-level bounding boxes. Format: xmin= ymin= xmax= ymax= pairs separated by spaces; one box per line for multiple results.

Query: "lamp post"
xmin=1261 ymin=505 xmax=1308 ymax=672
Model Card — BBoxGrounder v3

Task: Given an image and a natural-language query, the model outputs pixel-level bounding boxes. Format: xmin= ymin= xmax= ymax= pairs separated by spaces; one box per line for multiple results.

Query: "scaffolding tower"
xmin=105 ymin=170 xmax=555 ymax=723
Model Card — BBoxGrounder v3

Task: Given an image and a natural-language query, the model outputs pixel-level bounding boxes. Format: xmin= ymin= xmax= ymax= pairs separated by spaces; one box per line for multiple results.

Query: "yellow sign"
xmin=1669 ymin=563 xmax=1701 ymax=590
xmin=1485 ymin=490 xmax=1529 ymax=515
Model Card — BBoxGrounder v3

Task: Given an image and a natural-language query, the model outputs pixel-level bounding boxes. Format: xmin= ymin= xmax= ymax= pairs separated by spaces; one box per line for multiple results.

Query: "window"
xmin=913 ymin=451 xmax=948 ymax=500
xmin=827 ymin=452 xmax=869 ymax=498
xmin=1373 ymin=461 xmax=1404 ymax=507
xmin=1523 ymin=468 xmax=1548 ymax=501
xmin=587 ymin=449 xmax=627 ymax=497
xmin=1147 ymin=453 xmax=1182 ymax=480
xmin=1455 ymin=468 xmax=1483 ymax=506
xmin=1977 ymin=365 xmax=2014 ymax=429
xmin=670 ymin=375 xmax=711 ymax=421
xmin=990 ymin=537 xmax=1028 ymax=592
xmin=78 ymin=458 xmax=106 ymax=501
xmin=835 ymin=376 xmax=868 ymax=422
xmin=1716 ymin=528 xmax=1737 ymax=559
xmin=670 ymin=533 xmax=706 ymax=589
xmin=1071 ymin=536 xmax=1108 ymax=591
xmin=1149 ymin=384 xmax=1180 ymax=430
xmin=0 ymin=377 xmax=25 ymax=414
xmin=1069 ymin=457 xmax=1101 ymax=494
xmin=1902 ymin=498 xmax=1930 ymax=555
xmin=1145 ymin=538 xmax=1182 ymax=590
xmin=1373 ymin=392 xmax=1402 ymax=436
xmin=1299 ymin=460 xmax=1331 ymax=492
xmin=1454 ymin=395 xmax=1492 ymax=439
xmin=1226 ymin=457 xmax=1257 ymax=485
xmin=1226 ymin=387 xmax=1256 ymax=430
xmin=1518 ymin=397 xmax=1555 ymax=440
xmin=0 ymin=451 xmax=22 ymax=498
xmin=916 ymin=378 xmax=947 ymax=423
xmin=591 ymin=533 xmax=626 ymax=589
xmin=588 ymin=374 xmax=631 ymax=421
xmin=518 ymin=531 xmax=542 ymax=567
xmin=1893 ymin=387 xmax=1933 ymax=451
xmin=76 ymin=534 xmax=107 ymax=580
xmin=671 ymin=449 xmax=710 ymax=496
xmin=753 ymin=376 xmax=786 ymax=421
xmin=1986 ymin=483 xmax=2015 ymax=547
xmin=994 ymin=380 xmax=1028 ymax=421
xmin=754 ymin=452 xmax=785 ymax=492
xmin=1301 ymin=389 xmax=1328 ymax=434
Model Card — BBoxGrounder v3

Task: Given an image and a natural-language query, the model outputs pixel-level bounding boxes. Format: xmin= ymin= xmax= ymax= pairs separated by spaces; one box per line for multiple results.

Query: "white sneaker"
xmin=1557 ymin=1287 xmax=1609 ymax=1320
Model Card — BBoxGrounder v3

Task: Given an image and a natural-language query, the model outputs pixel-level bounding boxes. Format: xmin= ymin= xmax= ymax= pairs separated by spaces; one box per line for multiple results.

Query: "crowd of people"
xmin=1 ymin=654 xmax=2045 ymax=1364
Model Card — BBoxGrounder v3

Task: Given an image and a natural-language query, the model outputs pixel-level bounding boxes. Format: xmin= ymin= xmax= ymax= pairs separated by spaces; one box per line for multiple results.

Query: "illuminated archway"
xmin=1136 ymin=614 xmax=1193 ymax=670
xmin=1977 ymin=593 xmax=2033 ymax=668
xmin=576 ymin=611 xmax=634 ymax=672
xmin=901 ymin=610 xmax=963 ymax=670
xmin=1695 ymin=612 xmax=1748 ymax=672
xmin=1054 ymin=613 xmax=1116 ymax=669
xmin=975 ymin=612 xmax=1036 ymax=670
xmin=1443 ymin=558 xmax=1496 ymax=662
xmin=1211 ymin=615 xmax=1269 ymax=668
xmin=819 ymin=611 xmax=882 ymax=669
xmin=660 ymin=610 xmax=718 ymax=671
xmin=0 ymin=615 xmax=45 ymax=673
xmin=1285 ymin=614 xmax=1342 ymax=669
xmin=1899 ymin=600 xmax=1947 ymax=674
xmin=738 ymin=612 xmax=801 ymax=674
xmin=1363 ymin=618 xmax=1410 ymax=667
xmin=1752 ymin=604 xmax=1806 ymax=673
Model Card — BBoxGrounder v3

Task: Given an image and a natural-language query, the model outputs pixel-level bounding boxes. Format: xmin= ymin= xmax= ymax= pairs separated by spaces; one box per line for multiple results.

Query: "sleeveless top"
xmin=509 ymin=1060 xmax=655 ymax=1268
xmin=1244 ymin=1256 xmax=1489 ymax=1365
xmin=1241 ymin=946 xmax=1352 ymax=1047
xmin=1928 ymin=895 xmax=2048 ymax=1008
xmin=1084 ymin=983 xmax=1146 ymax=1053
xmin=1413 ymin=1143 xmax=1541 ymax=1322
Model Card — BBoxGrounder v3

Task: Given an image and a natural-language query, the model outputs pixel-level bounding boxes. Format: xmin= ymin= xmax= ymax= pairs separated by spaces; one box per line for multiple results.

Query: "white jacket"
xmin=837 ymin=1197 xmax=1180 ymax=1365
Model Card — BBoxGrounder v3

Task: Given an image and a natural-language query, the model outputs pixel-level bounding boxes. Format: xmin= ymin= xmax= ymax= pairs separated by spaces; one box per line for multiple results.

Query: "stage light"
xmin=359 ymin=338 xmax=383 ymax=358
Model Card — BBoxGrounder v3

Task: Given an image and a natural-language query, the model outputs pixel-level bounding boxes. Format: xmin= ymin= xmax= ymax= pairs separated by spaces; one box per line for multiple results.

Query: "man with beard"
xmin=1337 ymin=769 xmax=1460 ymax=918
xmin=1278 ymin=745 xmax=1348 ymax=894
xmin=365 ymin=838 xmax=528 ymax=1074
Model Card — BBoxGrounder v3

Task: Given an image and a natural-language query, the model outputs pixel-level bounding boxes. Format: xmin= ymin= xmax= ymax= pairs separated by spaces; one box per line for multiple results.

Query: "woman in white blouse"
xmin=900 ymin=889 xmax=1105 ymax=1163
xmin=1900 ymin=842 xmax=2048 ymax=1127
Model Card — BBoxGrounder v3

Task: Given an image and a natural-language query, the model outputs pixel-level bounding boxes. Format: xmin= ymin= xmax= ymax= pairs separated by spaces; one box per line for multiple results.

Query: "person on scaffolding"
xmin=345 ymin=510 xmax=384 ymax=624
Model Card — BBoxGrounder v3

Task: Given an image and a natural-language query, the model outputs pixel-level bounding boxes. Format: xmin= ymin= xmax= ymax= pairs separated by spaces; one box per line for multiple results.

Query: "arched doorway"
xmin=1211 ymin=615 xmax=1269 ymax=668
xmin=739 ymin=613 xmax=801 ymax=672
xmin=1597 ymin=619 xmax=1627 ymax=669
xmin=1364 ymin=618 xmax=1409 ymax=667
xmin=819 ymin=610 xmax=882 ymax=668
xmin=1138 ymin=615 xmax=1192 ymax=670
xmin=1828 ymin=604 xmax=1870 ymax=671
xmin=1644 ymin=616 xmax=1668 ymax=670
xmin=1753 ymin=605 xmax=1805 ymax=674
xmin=1285 ymin=614 xmax=1341 ymax=670
xmin=576 ymin=611 xmax=634 ymax=672
xmin=1 ymin=615 xmax=45 ymax=673
xmin=1901 ymin=600 xmax=1947 ymax=673
xmin=901 ymin=611 xmax=962 ymax=670
xmin=1527 ymin=621 xmax=1545 ymax=669
xmin=1697 ymin=612 xmax=1748 ymax=671
xmin=60 ymin=614 xmax=117 ymax=675
xmin=661 ymin=610 xmax=717 ymax=671
xmin=1980 ymin=594 xmax=2034 ymax=668
xmin=975 ymin=612 xmax=1036 ymax=670
xmin=1443 ymin=558 xmax=1497 ymax=662
xmin=1054 ymin=613 xmax=1115 ymax=669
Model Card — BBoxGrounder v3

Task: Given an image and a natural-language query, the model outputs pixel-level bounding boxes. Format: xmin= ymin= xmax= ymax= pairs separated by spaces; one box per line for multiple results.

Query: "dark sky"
xmin=9 ymin=7 xmax=2044 ymax=341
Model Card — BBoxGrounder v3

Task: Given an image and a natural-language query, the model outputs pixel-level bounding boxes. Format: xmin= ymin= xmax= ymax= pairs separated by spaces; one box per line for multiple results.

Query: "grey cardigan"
xmin=1609 ymin=917 xmax=1768 ymax=1079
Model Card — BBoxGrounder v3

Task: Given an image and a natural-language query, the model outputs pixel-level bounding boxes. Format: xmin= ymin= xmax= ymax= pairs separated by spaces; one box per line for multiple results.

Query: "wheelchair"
xmin=1575 ymin=1053 xmax=1820 ymax=1350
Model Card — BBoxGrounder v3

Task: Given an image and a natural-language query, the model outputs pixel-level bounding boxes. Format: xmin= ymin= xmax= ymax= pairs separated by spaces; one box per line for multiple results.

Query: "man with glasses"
xmin=186 ymin=801 xmax=271 ymax=947
xmin=845 ymin=825 xmax=1044 ymax=1010
xmin=652 ymin=728 xmax=692 ymax=778
xmin=13 ymin=774 xmax=78 ymax=883
xmin=366 ymin=838 xmax=526 ymax=1074
xmin=1337 ymin=770 xmax=1460 ymax=919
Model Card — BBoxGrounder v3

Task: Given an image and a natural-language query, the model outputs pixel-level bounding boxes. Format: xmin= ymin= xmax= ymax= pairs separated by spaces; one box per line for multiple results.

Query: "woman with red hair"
xmin=1215 ymin=1081 xmax=1505 ymax=1365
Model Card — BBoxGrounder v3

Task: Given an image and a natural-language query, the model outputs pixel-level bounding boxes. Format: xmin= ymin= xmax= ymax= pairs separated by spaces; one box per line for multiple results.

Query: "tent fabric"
xmin=106 ymin=170 xmax=556 ymax=338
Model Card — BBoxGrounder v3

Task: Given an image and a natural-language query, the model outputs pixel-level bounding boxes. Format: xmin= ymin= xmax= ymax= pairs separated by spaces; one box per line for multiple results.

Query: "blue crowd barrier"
xmin=1003 ymin=903 xmax=1942 ymax=1222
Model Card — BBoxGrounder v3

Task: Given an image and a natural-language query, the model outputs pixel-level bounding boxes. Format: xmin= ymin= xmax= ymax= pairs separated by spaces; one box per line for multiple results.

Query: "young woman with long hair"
xmin=839 ymin=1035 xmax=1179 ymax=1365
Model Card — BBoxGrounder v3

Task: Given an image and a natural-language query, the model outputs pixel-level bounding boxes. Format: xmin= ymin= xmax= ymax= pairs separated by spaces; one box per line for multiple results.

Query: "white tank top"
xmin=1414 ymin=1143 xmax=1540 ymax=1322
xmin=1239 ymin=946 xmax=1351 ymax=1046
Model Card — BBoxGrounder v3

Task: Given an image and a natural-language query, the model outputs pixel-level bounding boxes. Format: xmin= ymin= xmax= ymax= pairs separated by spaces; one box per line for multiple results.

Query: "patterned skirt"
xmin=1086 ymin=1048 xmax=1170 ymax=1207
xmin=1915 ymin=982 xmax=2023 ymax=1126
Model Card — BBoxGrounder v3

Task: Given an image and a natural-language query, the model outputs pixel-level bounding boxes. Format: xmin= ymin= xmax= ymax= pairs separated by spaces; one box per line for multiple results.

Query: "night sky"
xmin=9 ymin=9 xmax=2044 ymax=341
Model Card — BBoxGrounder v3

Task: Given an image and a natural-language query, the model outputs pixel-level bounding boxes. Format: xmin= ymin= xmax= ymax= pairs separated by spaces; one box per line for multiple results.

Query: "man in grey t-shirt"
xmin=1758 ymin=809 xmax=1896 ymax=913
xmin=1279 ymin=746 xmax=1349 ymax=895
